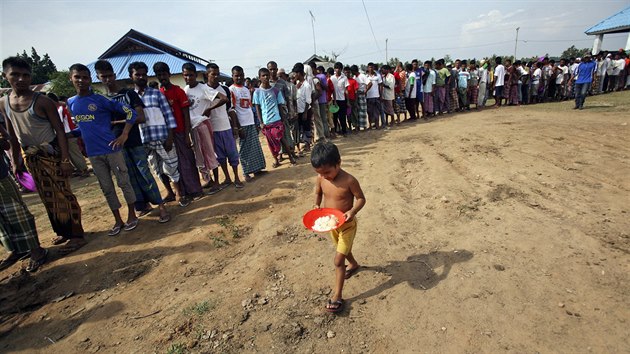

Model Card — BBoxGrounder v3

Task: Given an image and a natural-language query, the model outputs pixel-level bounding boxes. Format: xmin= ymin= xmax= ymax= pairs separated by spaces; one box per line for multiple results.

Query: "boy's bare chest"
xmin=321 ymin=180 xmax=351 ymax=199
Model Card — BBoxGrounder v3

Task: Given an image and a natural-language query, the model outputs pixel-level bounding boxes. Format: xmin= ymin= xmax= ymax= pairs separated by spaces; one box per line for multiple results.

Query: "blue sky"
xmin=1 ymin=0 xmax=629 ymax=77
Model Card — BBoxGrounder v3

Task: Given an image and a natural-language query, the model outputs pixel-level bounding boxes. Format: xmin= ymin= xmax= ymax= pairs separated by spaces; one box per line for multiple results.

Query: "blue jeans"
xmin=574 ymin=83 xmax=590 ymax=108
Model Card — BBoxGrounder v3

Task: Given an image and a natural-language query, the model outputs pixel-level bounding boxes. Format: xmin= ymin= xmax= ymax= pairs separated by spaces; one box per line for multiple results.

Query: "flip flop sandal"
xmin=26 ymin=249 xmax=48 ymax=273
xmin=137 ymin=207 xmax=154 ymax=217
xmin=158 ymin=214 xmax=171 ymax=224
xmin=345 ymin=266 xmax=361 ymax=279
xmin=51 ymin=236 xmax=69 ymax=245
xmin=178 ymin=198 xmax=191 ymax=207
xmin=206 ymin=185 xmax=222 ymax=195
xmin=123 ymin=219 xmax=139 ymax=231
xmin=272 ymin=162 xmax=281 ymax=168
xmin=325 ymin=299 xmax=344 ymax=313
xmin=108 ymin=225 xmax=122 ymax=236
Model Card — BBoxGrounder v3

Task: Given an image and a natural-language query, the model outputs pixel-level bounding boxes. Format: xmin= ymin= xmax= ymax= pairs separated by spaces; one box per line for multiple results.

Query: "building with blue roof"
xmin=87 ymin=29 xmax=230 ymax=91
xmin=585 ymin=6 xmax=630 ymax=55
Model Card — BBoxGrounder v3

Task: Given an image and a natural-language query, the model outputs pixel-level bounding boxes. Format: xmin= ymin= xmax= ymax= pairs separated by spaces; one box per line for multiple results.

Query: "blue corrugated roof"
xmin=86 ymin=53 xmax=227 ymax=83
xmin=585 ymin=6 xmax=630 ymax=35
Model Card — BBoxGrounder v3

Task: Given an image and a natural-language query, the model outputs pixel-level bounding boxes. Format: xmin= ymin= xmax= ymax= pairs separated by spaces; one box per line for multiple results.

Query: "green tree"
xmin=16 ymin=47 xmax=57 ymax=84
xmin=48 ymin=71 xmax=76 ymax=98
xmin=560 ymin=45 xmax=590 ymax=59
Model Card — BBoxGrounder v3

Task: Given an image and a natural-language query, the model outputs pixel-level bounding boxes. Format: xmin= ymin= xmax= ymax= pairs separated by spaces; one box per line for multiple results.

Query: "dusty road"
xmin=1 ymin=92 xmax=629 ymax=353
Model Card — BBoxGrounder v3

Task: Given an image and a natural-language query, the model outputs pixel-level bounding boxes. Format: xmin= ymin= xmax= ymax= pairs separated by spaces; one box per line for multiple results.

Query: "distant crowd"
xmin=0 ymin=47 xmax=627 ymax=272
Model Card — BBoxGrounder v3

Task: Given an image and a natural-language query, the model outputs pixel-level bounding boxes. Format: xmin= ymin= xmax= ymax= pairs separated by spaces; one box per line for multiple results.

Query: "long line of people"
xmin=0 ymin=47 xmax=626 ymax=272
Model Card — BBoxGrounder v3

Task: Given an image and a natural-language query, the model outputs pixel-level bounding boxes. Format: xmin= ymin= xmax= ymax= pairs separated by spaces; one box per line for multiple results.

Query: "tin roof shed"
xmin=86 ymin=29 xmax=229 ymax=83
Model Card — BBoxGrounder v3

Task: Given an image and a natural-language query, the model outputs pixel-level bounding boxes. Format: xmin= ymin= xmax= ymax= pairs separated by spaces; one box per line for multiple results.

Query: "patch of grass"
xmin=166 ymin=343 xmax=187 ymax=354
xmin=183 ymin=300 xmax=214 ymax=316
xmin=210 ymin=235 xmax=228 ymax=248
xmin=218 ymin=215 xmax=245 ymax=239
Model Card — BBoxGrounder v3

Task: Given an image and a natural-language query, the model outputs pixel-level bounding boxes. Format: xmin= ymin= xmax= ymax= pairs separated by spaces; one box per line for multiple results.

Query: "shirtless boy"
xmin=311 ymin=141 xmax=366 ymax=313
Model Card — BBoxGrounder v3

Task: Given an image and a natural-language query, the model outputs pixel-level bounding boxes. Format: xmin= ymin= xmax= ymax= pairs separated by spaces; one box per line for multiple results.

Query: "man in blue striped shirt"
xmin=129 ymin=61 xmax=186 ymax=206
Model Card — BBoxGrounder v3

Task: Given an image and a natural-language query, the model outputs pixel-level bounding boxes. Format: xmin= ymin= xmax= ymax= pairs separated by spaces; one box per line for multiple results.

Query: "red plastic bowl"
xmin=303 ymin=208 xmax=346 ymax=232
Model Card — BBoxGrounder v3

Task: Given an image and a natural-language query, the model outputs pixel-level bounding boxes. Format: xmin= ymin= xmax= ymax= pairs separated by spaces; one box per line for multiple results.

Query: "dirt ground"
xmin=1 ymin=92 xmax=629 ymax=354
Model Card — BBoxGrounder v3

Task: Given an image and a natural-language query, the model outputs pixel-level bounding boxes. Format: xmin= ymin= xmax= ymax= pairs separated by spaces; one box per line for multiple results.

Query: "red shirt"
xmin=393 ymin=72 xmax=401 ymax=94
xmin=347 ymin=78 xmax=358 ymax=100
xmin=326 ymin=78 xmax=335 ymax=102
xmin=61 ymin=105 xmax=76 ymax=130
xmin=160 ymin=85 xmax=190 ymax=133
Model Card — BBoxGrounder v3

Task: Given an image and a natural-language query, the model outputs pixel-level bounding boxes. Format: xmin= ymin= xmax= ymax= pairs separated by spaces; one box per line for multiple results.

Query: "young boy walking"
xmin=311 ymin=141 xmax=366 ymax=313
xmin=67 ymin=64 xmax=139 ymax=236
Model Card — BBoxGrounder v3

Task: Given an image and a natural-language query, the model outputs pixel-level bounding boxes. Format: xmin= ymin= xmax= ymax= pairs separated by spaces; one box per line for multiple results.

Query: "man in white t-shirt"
xmin=531 ymin=62 xmax=542 ymax=103
xmin=614 ymin=54 xmax=625 ymax=91
xmin=493 ymin=57 xmax=506 ymax=107
xmin=595 ymin=53 xmax=607 ymax=94
xmin=205 ymin=64 xmax=242 ymax=188
xmin=182 ymin=63 xmax=224 ymax=193
xmin=381 ymin=65 xmax=396 ymax=126
xmin=477 ymin=60 xmax=489 ymax=107
xmin=555 ymin=59 xmax=569 ymax=100
xmin=404 ymin=63 xmax=418 ymax=120
xmin=229 ymin=65 xmax=266 ymax=181
xmin=330 ymin=62 xmax=349 ymax=135
xmin=293 ymin=63 xmax=313 ymax=151
xmin=365 ymin=62 xmax=383 ymax=128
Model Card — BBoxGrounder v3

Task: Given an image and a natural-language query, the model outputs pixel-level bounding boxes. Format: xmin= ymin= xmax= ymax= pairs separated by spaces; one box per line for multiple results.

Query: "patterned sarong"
xmin=280 ymin=118 xmax=295 ymax=154
xmin=357 ymin=91 xmax=368 ymax=129
xmin=467 ymin=86 xmax=479 ymax=106
xmin=395 ymin=94 xmax=406 ymax=114
xmin=435 ymin=86 xmax=448 ymax=113
xmin=174 ymin=132 xmax=202 ymax=196
xmin=423 ymin=92 xmax=434 ymax=114
xmin=262 ymin=121 xmax=285 ymax=158
xmin=0 ymin=176 xmax=40 ymax=253
xmin=24 ymin=149 xmax=84 ymax=238
xmin=192 ymin=120 xmax=220 ymax=183
xmin=122 ymin=146 xmax=163 ymax=210
xmin=449 ymin=88 xmax=459 ymax=111
xmin=508 ymin=85 xmax=519 ymax=105
xmin=239 ymin=124 xmax=266 ymax=174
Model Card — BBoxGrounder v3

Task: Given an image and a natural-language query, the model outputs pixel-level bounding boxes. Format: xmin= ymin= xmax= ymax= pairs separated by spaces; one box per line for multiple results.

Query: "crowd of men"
xmin=0 ymin=47 xmax=627 ymax=272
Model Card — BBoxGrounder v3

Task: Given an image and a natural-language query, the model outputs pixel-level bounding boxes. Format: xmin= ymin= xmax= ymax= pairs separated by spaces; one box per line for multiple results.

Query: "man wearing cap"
xmin=571 ymin=55 xmax=597 ymax=110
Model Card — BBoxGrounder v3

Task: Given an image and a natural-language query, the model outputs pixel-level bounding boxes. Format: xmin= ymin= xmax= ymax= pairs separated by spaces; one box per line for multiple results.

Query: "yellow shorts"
xmin=330 ymin=218 xmax=357 ymax=256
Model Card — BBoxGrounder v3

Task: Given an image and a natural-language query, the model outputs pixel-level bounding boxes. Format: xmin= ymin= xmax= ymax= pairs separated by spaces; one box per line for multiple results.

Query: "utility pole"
xmin=386 ymin=38 xmax=389 ymax=63
xmin=309 ymin=11 xmax=316 ymax=55
xmin=514 ymin=27 xmax=520 ymax=61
